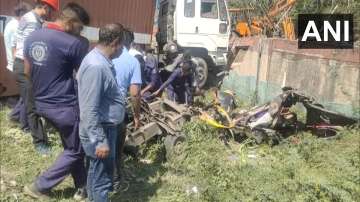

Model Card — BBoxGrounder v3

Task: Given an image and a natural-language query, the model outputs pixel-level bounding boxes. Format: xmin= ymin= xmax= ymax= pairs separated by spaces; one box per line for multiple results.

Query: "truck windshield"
xmin=218 ymin=0 xmax=228 ymax=22
xmin=201 ymin=0 xmax=218 ymax=19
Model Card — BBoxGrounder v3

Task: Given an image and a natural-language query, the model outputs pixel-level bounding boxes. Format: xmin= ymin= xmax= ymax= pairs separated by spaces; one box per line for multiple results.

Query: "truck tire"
xmin=192 ymin=57 xmax=208 ymax=88
xmin=164 ymin=134 xmax=186 ymax=160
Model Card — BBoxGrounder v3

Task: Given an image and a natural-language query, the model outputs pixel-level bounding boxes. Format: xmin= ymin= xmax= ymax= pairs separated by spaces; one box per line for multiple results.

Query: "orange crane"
xmin=230 ymin=0 xmax=296 ymax=40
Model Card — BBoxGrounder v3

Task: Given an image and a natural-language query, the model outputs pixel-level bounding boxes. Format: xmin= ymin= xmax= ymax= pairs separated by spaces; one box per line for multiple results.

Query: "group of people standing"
xmin=3 ymin=1 xmax=198 ymax=201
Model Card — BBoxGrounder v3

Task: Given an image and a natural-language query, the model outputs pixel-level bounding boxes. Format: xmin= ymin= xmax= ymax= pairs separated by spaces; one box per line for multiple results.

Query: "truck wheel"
xmin=164 ymin=134 xmax=186 ymax=160
xmin=193 ymin=57 xmax=208 ymax=88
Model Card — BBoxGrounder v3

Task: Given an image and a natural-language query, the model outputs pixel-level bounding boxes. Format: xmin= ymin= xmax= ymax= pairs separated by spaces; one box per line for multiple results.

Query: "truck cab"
xmin=157 ymin=0 xmax=230 ymax=87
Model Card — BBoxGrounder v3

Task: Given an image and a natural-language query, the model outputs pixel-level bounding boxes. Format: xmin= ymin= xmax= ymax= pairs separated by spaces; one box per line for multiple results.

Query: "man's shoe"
xmin=35 ymin=144 xmax=51 ymax=156
xmin=73 ymin=187 xmax=87 ymax=201
xmin=23 ymin=183 xmax=50 ymax=200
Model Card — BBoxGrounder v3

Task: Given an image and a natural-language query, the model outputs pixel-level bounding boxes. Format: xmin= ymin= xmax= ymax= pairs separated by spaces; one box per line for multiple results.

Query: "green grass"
xmin=0 ymin=107 xmax=77 ymax=202
xmin=1 ymin=105 xmax=359 ymax=202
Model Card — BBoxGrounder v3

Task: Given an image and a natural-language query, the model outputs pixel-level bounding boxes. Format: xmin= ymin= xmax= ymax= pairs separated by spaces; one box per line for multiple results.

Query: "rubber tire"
xmin=164 ymin=134 xmax=186 ymax=160
xmin=193 ymin=57 xmax=208 ymax=88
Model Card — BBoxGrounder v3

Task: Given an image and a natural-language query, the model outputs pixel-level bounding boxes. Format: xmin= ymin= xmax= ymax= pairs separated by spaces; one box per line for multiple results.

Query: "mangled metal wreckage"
xmin=200 ymin=87 xmax=358 ymax=144
xmin=124 ymin=98 xmax=190 ymax=157
xmin=124 ymin=87 xmax=358 ymax=157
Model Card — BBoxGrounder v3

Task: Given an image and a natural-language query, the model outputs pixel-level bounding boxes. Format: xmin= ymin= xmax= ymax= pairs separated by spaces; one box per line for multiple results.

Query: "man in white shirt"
xmin=3 ymin=2 xmax=32 ymax=71
xmin=5 ymin=2 xmax=32 ymax=132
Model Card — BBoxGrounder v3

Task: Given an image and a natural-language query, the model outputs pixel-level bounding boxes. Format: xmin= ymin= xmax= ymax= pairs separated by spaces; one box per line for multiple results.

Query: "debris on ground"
xmin=125 ymin=86 xmax=358 ymax=160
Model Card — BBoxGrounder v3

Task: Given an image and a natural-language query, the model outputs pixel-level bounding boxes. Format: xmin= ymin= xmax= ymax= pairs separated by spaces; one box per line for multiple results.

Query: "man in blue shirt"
xmin=153 ymin=60 xmax=195 ymax=105
xmin=141 ymin=52 xmax=162 ymax=102
xmin=112 ymin=29 xmax=142 ymax=188
xmin=23 ymin=4 xmax=89 ymax=201
xmin=77 ymin=23 xmax=125 ymax=202
xmin=113 ymin=29 xmax=142 ymax=128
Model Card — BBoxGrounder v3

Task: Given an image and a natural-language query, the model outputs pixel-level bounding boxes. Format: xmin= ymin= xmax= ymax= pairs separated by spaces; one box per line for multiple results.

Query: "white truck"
xmin=155 ymin=0 xmax=231 ymax=87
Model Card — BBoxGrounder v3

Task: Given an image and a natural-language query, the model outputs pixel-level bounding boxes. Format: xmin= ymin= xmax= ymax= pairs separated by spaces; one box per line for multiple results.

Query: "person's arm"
xmin=12 ymin=47 xmax=16 ymax=60
xmin=130 ymin=60 xmax=142 ymax=129
xmin=24 ymin=57 xmax=31 ymax=79
xmin=154 ymin=69 xmax=179 ymax=95
xmin=11 ymin=27 xmax=17 ymax=59
xmin=78 ymin=66 xmax=109 ymax=159
xmin=130 ymin=84 xmax=141 ymax=128
xmin=164 ymin=54 xmax=182 ymax=72
xmin=10 ymin=30 xmax=17 ymax=60
xmin=141 ymin=69 xmax=160 ymax=95
xmin=23 ymin=38 xmax=31 ymax=79
xmin=141 ymin=84 xmax=154 ymax=96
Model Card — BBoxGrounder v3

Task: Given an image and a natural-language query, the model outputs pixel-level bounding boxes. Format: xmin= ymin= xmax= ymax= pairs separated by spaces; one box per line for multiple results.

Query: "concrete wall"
xmin=222 ymin=37 xmax=360 ymax=118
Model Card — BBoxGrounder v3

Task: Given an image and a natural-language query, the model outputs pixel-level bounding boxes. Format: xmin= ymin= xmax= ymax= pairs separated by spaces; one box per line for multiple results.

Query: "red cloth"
xmin=46 ymin=22 xmax=64 ymax=32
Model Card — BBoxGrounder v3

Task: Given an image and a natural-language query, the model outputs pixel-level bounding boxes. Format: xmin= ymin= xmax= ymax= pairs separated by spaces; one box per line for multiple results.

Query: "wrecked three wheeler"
xmin=201 ymin=87 xmax=358 ymax=144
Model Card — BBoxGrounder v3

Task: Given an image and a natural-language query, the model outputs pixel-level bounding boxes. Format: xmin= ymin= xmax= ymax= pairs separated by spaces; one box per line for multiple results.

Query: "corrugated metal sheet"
xmin=0 ymin=0 xmax=19 ymax=16
xmin=0 ymin=0 xmax=156 ymax=34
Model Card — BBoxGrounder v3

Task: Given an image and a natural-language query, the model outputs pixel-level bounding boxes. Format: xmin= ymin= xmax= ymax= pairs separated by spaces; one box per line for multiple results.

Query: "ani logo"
xmin=30 ymin=41 xmax=48 ymax=63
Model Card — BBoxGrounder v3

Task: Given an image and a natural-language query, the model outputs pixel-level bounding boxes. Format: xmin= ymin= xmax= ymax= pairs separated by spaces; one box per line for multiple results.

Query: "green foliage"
xmin=228 ymin=0 xmax=360 ymax=40
xmin=155 ymin=121 xmax=360 ymax=202
xmin=0 ymin=108 xmax=76 ymax=202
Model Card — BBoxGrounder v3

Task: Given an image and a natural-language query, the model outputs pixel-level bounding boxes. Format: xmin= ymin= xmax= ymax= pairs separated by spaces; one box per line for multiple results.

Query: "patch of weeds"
xmin=153 ymin=121 xmax=360 ymax=202
xmin=0 ymin=107 xmax=78 ymax=202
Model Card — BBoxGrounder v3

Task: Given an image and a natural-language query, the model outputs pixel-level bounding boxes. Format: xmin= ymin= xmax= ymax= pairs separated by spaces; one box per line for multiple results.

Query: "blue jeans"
xmin=82 ymin=124 xmax=119 ymax=202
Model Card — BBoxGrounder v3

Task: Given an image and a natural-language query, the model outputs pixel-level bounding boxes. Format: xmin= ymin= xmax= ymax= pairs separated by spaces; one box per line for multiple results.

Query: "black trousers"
xmin=114 ymin=122 xmax=127 ymax=182
xmin=13 ymin=58 xmax=47 ymax=145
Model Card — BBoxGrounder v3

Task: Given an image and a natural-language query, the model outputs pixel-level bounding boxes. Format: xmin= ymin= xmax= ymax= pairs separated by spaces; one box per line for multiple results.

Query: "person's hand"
xmin=95 ymin=144 xmax=109 ymax=159
xmin=134 ymin=117 xmax=141 ymax=129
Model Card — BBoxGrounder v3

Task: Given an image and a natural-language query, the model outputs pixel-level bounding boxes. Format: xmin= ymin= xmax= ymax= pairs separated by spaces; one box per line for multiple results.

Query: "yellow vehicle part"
xmin=199 ymin=106 xmax=235 ymax=129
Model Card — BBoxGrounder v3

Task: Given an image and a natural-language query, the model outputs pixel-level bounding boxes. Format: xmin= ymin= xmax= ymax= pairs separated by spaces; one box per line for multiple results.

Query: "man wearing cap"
xmin=162 ymin=41 xmax=184 ymax=73
xmin=13 ymin=0 xmax=59 ymax=155
xmin=22 ymin=3 xmax=89 ymax=201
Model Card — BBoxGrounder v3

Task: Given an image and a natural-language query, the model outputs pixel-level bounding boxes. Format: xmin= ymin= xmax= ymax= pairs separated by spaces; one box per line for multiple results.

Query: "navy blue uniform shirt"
xmin=144 ymin=54 xmax=162 ymax=91
xmin=24 ymin=25 xmax=89 ymax=107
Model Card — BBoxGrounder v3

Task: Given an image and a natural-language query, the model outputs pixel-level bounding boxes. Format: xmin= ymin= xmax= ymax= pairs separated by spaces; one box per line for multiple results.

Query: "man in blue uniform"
xmin=23 ymin=4 xmax=90 ymax=201
xmin=152 ymin=60 xmax=195 ymax=105
xmin=141 ymin=52 xmax=162 ymax=102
